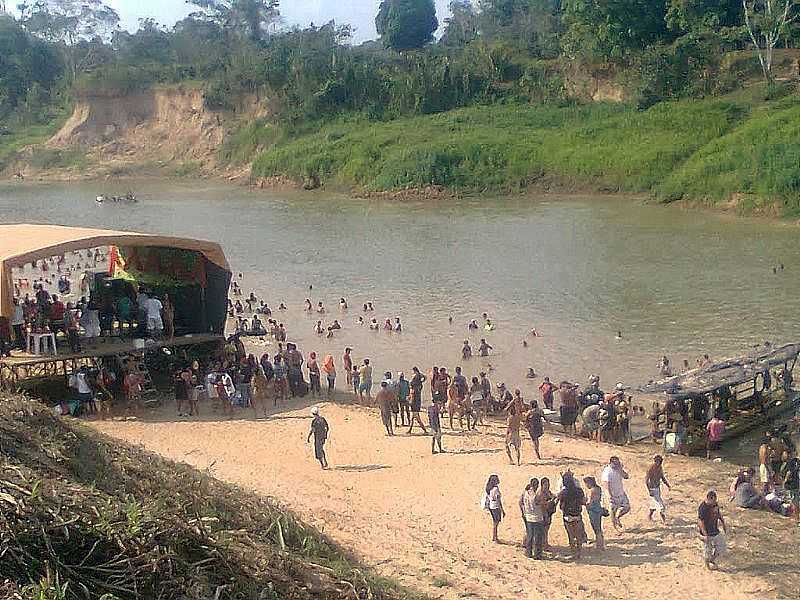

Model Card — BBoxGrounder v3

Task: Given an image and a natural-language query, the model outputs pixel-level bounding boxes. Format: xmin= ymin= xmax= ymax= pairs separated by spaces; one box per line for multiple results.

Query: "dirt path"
xmin=90 ymin=401 xmax=798 ymax=600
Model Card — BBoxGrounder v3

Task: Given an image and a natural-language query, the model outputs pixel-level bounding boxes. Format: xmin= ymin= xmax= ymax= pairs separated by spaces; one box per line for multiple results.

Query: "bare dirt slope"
xmin=91 ymin=400 xmax=799 ymax=600
xmin=44 ymin=86 xmax=263 ymax=178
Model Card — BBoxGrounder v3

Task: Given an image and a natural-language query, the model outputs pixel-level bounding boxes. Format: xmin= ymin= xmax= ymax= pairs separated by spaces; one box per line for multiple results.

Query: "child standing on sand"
xmin=584 ymin=476 xmax=605 ymax=550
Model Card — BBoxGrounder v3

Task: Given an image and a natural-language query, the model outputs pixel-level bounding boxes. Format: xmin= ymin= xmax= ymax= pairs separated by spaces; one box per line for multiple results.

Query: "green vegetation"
xmin=0 ymin=107 xmax=71 ymax=171
xmin=3 ymin=1 xmax=800 ymax=214
xmin=376 ymin=0 xmax=439 ymax=51
xmin=0 ymin=395 xmax=418 ymax=600
xmin=659 ymin=93 xmax=800 ymax=216
xmin=246 ymin=87 xmax=800 ymax=215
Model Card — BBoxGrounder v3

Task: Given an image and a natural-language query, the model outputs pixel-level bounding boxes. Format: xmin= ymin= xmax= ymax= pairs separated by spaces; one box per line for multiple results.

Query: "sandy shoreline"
xmin=89 ymin=396 xmax=799 ymax=600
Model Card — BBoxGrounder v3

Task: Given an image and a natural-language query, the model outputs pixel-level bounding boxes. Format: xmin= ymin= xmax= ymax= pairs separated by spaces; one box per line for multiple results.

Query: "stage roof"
xmin=0 ymin=224 xmax=230 ymax=318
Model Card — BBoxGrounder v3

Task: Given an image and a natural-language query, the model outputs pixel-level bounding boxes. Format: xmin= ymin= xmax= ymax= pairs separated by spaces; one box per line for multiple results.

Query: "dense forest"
xmin=3 ymin=0 xmax=797 ymax=123
xmin=2 ymin=1 xmax=800 ymax=213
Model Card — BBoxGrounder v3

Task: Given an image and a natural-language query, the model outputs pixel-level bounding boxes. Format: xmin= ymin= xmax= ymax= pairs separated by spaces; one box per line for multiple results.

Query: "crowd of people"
xmin=724 ymin=429 xmax=800 ymax=521
xmin=2 ymin=249 xmax=176 ymax=354
xmin=480 ymin=454 xmax=732 ymax=569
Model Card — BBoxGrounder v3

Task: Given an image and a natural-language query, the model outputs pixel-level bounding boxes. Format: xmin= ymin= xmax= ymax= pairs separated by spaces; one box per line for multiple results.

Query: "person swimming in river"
xmin=479 ymin=338 xmax=493 ymax=357
xmin=314 ymin=320 xmax=324 ymax=334
xmin=304 ymin=298 xmax=312 ymax=312
xmin=363 ymin=303 xmax=369 ymax=311
xmin=357 ymin=316 xmax=365 ymax=325
xmin=330 ymin=319 xmax=342 ymax=330
xmin=383 ymin=318 xmax=393 ymax=331
xmin=485 ymin=319 xmax=495 ymax=331
xmin=278 ymin=302 xmax=287 ymax=310
xmin=527 ymin=368 xmax=537 ymax=379
xmin=340 ymin=298 xmax=348 ymax=309
xmin=317 ymin=301 xmax=325 ymax=313
xmin=529 ymin=328 xmax=540 ymax=337
xmin=394 ymin=317 xmax=402 ymax=332
xmin=468 ymin=319 xmax=479 ymax=331
xmin=462 ymin=340 xmax=473 ymax=360
xmin=369 ymin=318 xmax=379 ymax=330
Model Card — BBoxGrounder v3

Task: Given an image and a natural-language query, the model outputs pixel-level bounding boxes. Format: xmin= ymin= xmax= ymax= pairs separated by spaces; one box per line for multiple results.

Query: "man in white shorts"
xmin=601 ymin=455 xmax=631 ymax=530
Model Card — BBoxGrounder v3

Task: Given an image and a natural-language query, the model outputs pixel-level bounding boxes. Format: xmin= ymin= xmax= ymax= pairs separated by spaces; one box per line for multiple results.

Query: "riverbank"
xmin=4 ymin=83 xmax=800 ymax=219
xmin=90 ymin=397 xmax=800 ymax=600
xmin=0 ymin=394 xmax=417 ymax=599
xmin=246 ymin=85 xmax=800 ymax=218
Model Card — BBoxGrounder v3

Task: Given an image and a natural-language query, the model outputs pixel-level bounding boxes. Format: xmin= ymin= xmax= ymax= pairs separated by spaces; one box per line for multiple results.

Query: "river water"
xmin=2 ymin=179 xmax=799 ymax=402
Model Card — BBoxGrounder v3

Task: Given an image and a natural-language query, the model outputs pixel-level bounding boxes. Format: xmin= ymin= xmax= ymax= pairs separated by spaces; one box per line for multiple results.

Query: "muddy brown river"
xmin=2 ymin=179 xmax=799 ymax=406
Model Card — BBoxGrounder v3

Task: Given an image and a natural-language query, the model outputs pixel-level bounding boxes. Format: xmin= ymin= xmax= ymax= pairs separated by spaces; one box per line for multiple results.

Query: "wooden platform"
xmin=0 ymin=333 xmax=223 ymax=388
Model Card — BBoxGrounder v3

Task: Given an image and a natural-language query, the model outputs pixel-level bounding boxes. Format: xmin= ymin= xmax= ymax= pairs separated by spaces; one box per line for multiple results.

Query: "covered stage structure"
xmin=0 ymin=224 xmax=231 ymax=389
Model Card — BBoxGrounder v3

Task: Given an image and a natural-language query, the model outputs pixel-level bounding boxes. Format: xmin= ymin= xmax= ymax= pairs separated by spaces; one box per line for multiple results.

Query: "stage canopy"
xmin=0 ymin=224 xmax=231 ymax=331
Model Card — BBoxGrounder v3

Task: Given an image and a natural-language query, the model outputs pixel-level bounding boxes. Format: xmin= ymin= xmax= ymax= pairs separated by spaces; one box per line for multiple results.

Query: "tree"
xmin=478 ymin=0 xmax=562 ymax=57
xmin=562 ymin=0 xmax=673 ymax=62
xmin=440 ymin=0 xmax=478 ymax=46
xmin=17 ymin=0 xmax=119 ymax=80
xmin=0 ymin=14 xmax=63 ymax=117
xmin=188 ymin=0 xmax=280 ymax=43
xmin=375 ymin=0 xmax=438 ymax=51
xmin=112 ymin=19 xmax=173 ymax=65
xmin=666 ymin=0 xmax=744 ymax=33
xmin=742 ymin=0 xmax=798 ymax=82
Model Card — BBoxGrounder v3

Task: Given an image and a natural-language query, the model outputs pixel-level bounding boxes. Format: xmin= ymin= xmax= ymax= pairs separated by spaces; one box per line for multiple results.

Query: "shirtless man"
xmin=505 ymin=406 xmax=523 ymax=466
xmin=462 ymin=340 xmax=472 ymax=360
xmin=376 ymin=381 xmax=395 ymax=436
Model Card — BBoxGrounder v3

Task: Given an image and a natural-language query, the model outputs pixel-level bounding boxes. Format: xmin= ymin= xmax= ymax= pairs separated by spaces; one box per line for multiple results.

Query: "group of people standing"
xmin=479 ymin=454 xmax=709 ymax=564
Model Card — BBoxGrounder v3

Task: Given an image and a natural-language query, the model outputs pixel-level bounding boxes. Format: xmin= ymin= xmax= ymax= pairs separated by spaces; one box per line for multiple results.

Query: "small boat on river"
xmin=95 ymin=192 xmax=136 ymax=204
xmin=637 ymin=343 xmax=800 ymax=454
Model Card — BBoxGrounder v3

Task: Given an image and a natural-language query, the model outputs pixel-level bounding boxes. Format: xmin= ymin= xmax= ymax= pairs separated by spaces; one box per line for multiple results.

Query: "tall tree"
xmin=17 ymin=0 xmax=119 ymax=80
xmin=0 ymin=14 xmax=63 ymax=116
xmin=562 ymin=0 xmax=672 ymax=62
xmin=666 ymin=0 xmax=744 ymax=32
xmin=742 ymin=0 xmax=797 ymax=82
xmin=375 ymin=0 xmax=438 ymax=51
xmin=187 ymin=0 xmax=280 ymax=43
xmin=478 ymin=0 xmax=562 ymax=57
xmin=440 ymin=0 xmax=478 ymax=46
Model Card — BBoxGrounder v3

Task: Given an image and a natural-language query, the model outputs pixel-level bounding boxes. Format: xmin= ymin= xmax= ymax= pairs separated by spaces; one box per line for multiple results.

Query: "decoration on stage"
xmin=110 ymin=246 xmax=207 ymax=288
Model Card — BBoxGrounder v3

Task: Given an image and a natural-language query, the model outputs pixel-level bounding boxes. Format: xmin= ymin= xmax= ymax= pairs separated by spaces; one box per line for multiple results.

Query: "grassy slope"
xmin=0 ymin=396 xmax=419 ymax=600
xmin=0 ymin=107 xmax=72 ymax=172
xmin=248 ymin=87 xmax=800 ymax=216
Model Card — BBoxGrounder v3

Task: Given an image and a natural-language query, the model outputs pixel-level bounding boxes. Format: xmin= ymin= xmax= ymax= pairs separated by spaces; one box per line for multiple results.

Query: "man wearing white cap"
xmin=307 ymin=406 xmax=329 ymax=469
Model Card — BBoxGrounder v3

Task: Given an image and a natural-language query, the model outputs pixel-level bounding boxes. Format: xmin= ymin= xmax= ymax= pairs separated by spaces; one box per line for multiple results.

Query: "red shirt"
xmin=49 ymin=301 xmax=65 ymax=320
xmin=707 ymin=418 xmax=725 ymax=442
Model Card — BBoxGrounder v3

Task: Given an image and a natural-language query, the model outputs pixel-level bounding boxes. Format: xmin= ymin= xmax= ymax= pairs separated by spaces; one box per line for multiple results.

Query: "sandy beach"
xmin=90 ymin=398 xmax=799 ymax=600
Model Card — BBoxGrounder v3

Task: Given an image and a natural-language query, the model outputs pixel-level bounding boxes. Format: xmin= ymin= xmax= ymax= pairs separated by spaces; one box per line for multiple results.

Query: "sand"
xmin=90 ymin=398 xmax=799 ymax=600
